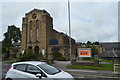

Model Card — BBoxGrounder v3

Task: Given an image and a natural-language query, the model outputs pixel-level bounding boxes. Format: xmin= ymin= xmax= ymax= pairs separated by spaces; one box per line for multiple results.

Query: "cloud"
xmin=1 ymin=2 xmax=118 ymax=42
xmin=70 ymin=2 xmax=118 ymax=42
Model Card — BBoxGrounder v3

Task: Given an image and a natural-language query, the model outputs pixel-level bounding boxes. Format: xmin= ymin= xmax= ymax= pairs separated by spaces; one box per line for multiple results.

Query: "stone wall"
xmin=21 ymin=9 xmax=76 ymax=61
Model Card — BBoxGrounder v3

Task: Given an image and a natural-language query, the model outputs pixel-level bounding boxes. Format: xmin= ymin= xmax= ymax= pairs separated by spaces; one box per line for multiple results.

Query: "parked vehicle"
xmin=5 ymin=61 xmax=74 ymax=80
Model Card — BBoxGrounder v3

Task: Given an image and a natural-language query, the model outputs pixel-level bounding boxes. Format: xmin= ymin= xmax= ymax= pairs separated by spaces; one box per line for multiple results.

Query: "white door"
xmin=25 ymin=64 xmax=47 ymax=79
xmin=13 ymin=64 xmax=28 ymax=78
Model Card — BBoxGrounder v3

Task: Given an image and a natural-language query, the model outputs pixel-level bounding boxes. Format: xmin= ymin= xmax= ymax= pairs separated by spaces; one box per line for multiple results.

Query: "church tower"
xmin=21 ymin=9 xmax=76 ymax=61
xmin=21 ymin=9 xmax=53 ymax=57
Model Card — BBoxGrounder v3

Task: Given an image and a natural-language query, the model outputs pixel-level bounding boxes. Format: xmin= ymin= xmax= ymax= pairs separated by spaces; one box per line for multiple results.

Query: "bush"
xmin=52 ymin=52 xmax=66 ymax=61
xmin=91 ymin=46 xmax=99 ymax=57
xmin=19 ymin=50 xmax=43 ymax=61
xmin=57 ymin=56 xmax=66 ymax=61
xmin=4 ymin=53 xmax=10 ymax=58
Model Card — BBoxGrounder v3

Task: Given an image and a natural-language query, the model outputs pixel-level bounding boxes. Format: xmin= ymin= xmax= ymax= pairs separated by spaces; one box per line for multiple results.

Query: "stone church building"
xmin=21 ymin=9 xmax=76 ymax=60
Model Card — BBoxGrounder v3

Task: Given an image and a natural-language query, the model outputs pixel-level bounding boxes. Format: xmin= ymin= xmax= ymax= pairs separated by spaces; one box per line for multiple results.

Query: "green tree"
xmin=91 ymin=46 xmax=99 ymax=57
xmin=94 ymin=42 xmax=100 ymax=45
xmin=86 ymin=41 xmax=92 ymax=47
xmin=3 ymin=25 xmax=21 ymax=43
xmin=2 ymin=25 xmax=21 ymax=54
xmin=92 ymin=41 xmax=100 ymax=46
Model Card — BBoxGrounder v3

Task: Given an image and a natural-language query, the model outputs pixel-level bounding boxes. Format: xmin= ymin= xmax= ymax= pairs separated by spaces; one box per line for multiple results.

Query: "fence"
xmin=114 ymin=64 xmax=120 ymax=74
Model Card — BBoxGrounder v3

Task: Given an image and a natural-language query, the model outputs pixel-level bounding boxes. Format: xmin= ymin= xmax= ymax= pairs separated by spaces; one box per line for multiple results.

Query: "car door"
xmin=25 ymin=64 xmax=47 ymax=79
xmin=13 ymin=64 xmax=28 ymax=78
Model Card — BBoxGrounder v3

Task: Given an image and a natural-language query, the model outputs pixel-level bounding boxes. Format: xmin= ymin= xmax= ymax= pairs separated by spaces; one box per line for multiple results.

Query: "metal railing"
xmin=114 ymin=64 xmax=120 ymax=74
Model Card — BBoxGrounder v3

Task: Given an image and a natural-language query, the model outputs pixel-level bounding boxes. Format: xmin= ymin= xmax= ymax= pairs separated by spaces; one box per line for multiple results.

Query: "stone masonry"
xmin=21 ymin=9 xmax=76 ymax=61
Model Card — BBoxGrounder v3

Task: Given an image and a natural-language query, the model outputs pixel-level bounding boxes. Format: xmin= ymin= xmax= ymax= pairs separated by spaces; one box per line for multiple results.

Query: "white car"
xmin=5 ymin=61 xmax=74 ymax=80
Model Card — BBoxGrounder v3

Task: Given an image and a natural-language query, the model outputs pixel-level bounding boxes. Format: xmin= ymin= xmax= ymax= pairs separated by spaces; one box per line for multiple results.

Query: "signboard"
xmin=49 ymin=39 xmax=59 ymax=45
xmin=78 ymin=48 xmax=91 ymax=57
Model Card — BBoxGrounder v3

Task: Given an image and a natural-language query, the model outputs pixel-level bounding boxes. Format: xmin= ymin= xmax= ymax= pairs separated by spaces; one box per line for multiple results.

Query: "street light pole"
xmin=68 ymin=0 xmax=72 ymax=68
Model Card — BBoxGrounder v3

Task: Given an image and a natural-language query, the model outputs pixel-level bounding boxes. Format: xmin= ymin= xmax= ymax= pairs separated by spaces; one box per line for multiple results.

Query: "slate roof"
xmin=100 ymin=42 xmax=120 ymax=51
xmin=99 ymin=42 xmax=120 ymax=58
xmin=99 ymin=50 xmax=120 ymax=58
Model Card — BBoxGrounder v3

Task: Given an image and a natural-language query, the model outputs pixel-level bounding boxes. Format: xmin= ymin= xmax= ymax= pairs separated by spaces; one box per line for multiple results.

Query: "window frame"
xmin=13 ymin=64 xmax=47 ymax=77
xmin=29 ymin=21 xmax=32 ymax=42
xmin=13 ymin=64 xmax=27 ymax=72
xmin=36 ymin=20 xmax=39 ymax=41
xmin=26 ymin=64 xmax=41 ymax=74
xmin=26 ymin=64 xmax=47 ymax=77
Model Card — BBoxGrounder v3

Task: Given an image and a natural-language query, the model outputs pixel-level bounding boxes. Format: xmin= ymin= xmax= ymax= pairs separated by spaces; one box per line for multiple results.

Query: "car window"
xmin=14 ymin=64 xmax=27 ymax=71
xmin=27 ymin=65 xmax=41 ymax=73
xmin=37 ymin=64 xmax=61 ymax=75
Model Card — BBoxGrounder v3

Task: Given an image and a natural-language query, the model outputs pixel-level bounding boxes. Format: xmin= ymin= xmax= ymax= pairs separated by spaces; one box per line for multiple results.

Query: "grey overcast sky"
xmin=0 ymin=0 xmax=119 ymax=42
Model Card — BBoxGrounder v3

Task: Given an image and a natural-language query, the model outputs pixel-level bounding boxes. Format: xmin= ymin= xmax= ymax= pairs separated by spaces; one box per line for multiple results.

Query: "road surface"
xmin=1 ymin=60 xmax=120 ymax=80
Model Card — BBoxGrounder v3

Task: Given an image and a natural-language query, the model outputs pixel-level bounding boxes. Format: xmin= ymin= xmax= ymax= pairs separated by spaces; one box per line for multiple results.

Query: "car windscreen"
xmin=37 ymin=64 xmax=61 ymax=75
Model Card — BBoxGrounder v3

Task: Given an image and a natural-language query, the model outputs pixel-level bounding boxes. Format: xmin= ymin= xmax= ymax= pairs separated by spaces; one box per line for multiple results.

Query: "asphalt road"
xmin=1 ymin=60 xmax=120 ymax=80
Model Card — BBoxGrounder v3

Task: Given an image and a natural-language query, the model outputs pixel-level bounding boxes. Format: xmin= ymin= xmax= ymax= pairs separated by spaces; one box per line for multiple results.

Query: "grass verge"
xmin=67 ymin=64 xmax=114 ymax=71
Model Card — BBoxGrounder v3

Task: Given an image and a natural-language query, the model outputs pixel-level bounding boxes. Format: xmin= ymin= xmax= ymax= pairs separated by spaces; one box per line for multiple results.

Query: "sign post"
xmin=68 ymin=0 xmax=72 ymax=68
xmin=78 ymin=48 xmax=92 ymax=61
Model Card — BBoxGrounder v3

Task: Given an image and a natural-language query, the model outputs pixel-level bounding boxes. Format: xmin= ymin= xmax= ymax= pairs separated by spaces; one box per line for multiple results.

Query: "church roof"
xmin=25 ymin=8 xmax=50 ymax=16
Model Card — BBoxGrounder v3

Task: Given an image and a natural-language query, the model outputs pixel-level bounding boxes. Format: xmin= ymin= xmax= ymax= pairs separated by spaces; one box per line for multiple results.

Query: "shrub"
xmin=57 ymin=56 xmax=66 ymax=61
xmin=19 ymin=50 xmax=42 ymax=61
xmin=52 ymin=52 xmax=66 ymax=61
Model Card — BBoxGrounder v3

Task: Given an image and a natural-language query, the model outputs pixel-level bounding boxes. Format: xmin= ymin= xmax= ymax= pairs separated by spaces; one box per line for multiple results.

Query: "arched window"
xmin=29 ymin=21 xmax=32 ymax=42
xmin=36 ymin=20 xmax=39 ymax=28
xmin=34 ymin=46 xmax=39 ymax=54
xmin=36 ymin=20 xmax=39 ymax=41
xmin=28 ymin=46 xmax=32 ymax=50
xmin=30 ymin=21 xmax=32 ymax=29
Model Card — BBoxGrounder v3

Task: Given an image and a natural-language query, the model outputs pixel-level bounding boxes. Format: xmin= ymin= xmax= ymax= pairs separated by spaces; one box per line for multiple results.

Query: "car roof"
xmin=12 ymin=61 xmax=46 ymax=66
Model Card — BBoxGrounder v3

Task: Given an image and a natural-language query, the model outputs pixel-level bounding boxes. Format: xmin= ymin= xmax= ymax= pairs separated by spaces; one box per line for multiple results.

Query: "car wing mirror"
xmin=36 ymin=73 xmax=42 ymax=79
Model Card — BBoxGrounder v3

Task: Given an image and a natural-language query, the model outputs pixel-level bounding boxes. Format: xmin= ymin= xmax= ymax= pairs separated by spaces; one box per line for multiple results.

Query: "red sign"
xmin=78 ymin=48 xmax=91 ymax=57
xmin=80 ymin=50 xmax=90 ymax=56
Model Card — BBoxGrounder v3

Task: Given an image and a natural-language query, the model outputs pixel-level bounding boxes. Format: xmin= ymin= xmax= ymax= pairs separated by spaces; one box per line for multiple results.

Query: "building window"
xmin=49 ymin=39 xmax=59 ymax=45
xmin=30 ymin=29 xmax=32 ymax=42
xmin=36 ymin=29 xmax=38 ymax=41
xmin=36 ymin=20 xmax=39 ymax=41
xmin=30 ymin=21 xmax=32 ymax=29
xmin=30 ymin=21 xmax=32 ymax=42
xmin=34 ymin=46 xmax=39 ymax=54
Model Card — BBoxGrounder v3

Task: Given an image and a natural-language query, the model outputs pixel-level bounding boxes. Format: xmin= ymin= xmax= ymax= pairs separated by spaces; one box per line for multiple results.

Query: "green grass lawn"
xmin=82 ymin=58 xmax=120 ymax=64
xmin=71 ymin=58 xmax=120 ymax=71
xmin=100 ymin=59 xmax=112 ymax=63
xmin=114 ymin=62 xmax=120 ymax=64
xmin=67 ymin=64 xmax=114 ymax=71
